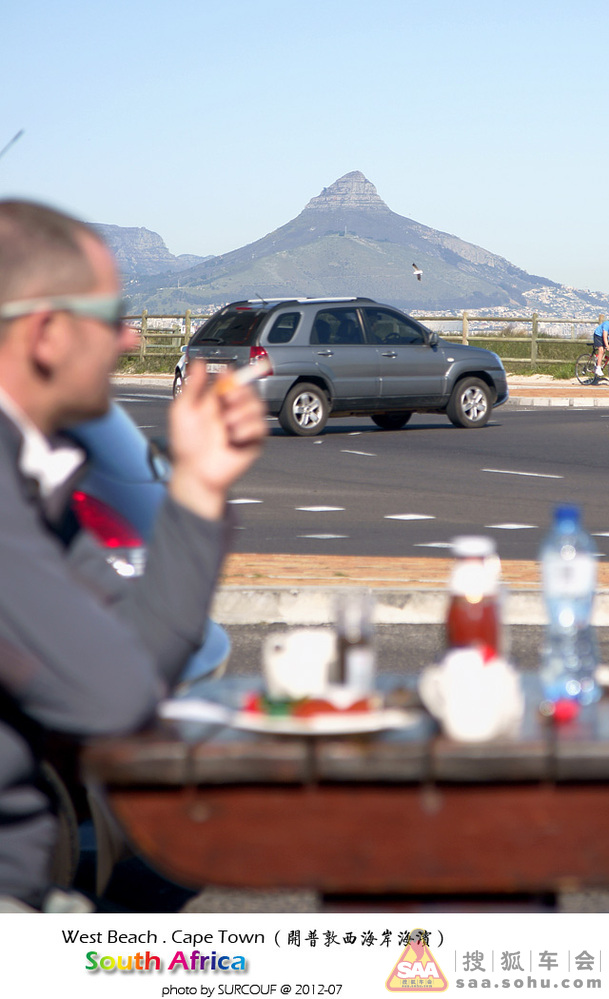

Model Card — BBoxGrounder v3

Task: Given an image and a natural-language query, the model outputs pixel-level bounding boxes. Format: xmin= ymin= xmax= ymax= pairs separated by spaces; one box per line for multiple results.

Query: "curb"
xmin=112 ymin=375 xmax=609 ymax=407
xmin=507 ymin=395 xmax=609 ymax=409
xmin=211 ymin=585 xmax=609 ymax=628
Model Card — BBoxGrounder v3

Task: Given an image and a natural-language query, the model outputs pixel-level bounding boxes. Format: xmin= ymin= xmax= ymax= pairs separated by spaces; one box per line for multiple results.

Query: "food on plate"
xmin=242 ymin=692 xmax=381 ymax=718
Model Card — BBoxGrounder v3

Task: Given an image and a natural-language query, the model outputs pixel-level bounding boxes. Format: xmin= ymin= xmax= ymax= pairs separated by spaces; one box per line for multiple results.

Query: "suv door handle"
xmin=316 ymin=349 xmax=334 ymax=356
xmin=381 ymin=350 xmax=398 ymax=358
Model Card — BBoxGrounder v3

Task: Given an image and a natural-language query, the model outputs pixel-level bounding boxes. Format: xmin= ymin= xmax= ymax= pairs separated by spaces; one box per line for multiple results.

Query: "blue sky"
xmin=2 ymin=0 xmax=608 ymax=292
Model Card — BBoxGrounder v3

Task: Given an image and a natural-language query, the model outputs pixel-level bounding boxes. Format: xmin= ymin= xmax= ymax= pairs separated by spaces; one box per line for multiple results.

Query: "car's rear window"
xmin=191 ymin=308 xmax=267 ymax=347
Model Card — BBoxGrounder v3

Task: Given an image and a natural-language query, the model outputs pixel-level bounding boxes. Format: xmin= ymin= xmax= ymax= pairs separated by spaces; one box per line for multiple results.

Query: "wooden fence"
xmin=124 ymin=309 xmax=606 ymax=366
xmin=124 ymin=309 xmax=212 ymax=360
xmin=413 ymin=312 xmax=606 ymax=366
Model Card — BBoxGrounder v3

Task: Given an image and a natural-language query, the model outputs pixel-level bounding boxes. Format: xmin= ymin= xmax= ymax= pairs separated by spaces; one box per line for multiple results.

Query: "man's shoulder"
xmin=0 ymin=415 xmax=32 ymax=503
xmin=0 ymin=413 xmax=21 ymax=464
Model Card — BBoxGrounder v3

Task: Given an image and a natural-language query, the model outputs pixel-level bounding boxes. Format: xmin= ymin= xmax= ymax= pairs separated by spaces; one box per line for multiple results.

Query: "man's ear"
xmin=26 ymin=311 xmax=70 ymax=376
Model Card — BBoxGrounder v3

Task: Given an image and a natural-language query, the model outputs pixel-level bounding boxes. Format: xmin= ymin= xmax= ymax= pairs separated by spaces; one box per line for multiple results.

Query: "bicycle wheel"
xmin=575 ymin=352 xmax=597 ymax=385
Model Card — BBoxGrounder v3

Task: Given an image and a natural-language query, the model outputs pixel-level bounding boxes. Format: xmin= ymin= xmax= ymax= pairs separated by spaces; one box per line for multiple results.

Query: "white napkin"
xmin=419 ymin=648 xmax=524 ymax=742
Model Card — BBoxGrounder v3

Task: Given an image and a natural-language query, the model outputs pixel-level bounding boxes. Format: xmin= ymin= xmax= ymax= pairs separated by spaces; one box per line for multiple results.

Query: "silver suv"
xmin=174 ymin=297 xmax=508 ymax=435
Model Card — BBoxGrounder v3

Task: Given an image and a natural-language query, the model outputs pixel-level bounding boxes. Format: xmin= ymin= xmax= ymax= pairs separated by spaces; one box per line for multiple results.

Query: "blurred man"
xmin=0 ymin=200 xmax=267 ymax=909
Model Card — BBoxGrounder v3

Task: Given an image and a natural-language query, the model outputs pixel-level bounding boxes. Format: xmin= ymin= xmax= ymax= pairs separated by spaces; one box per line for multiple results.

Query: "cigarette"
xmin=212 ymin=356 xmax=273 ymax=395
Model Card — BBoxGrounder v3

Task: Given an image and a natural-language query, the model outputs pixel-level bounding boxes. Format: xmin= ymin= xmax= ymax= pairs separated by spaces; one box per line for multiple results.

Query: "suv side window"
xmin=310 ymin=309 xmax=365 ymax=345
xmin=266 ymin=311 xmax=301 ymax=344
xmin=362 ymin=307 xmax=427 ymax=346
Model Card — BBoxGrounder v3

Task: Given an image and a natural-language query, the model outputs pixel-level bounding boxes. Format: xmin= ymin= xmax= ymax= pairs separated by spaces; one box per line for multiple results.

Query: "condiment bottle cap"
xmin=452 ymin=536 xmax=496 ymax=559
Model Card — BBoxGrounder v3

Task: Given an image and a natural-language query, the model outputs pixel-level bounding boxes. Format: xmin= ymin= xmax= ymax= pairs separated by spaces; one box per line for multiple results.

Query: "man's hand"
xmin=167 ymin=360 xmax=268 ymax=521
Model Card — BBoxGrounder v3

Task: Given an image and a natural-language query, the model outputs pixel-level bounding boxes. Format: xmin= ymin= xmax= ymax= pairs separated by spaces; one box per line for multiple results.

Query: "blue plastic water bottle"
xmin=540 ymin=504 xmax=600 ymax=705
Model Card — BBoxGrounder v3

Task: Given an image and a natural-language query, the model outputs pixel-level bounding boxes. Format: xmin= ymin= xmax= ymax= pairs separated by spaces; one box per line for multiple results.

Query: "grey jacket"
xmin=0 ymin=411 xmax=230 ymax=904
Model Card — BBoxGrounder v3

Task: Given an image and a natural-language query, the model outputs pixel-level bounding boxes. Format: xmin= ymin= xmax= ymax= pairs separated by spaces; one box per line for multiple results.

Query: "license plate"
xmin=206 ymin=362 xmax=228 ymax=374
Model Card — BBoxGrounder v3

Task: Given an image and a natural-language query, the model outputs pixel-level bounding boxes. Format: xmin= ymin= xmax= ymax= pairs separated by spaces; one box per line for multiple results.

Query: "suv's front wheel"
xmin=447 ymin=377 xmax=491 ymax=428
xmin=279 ymin=383 xmax=329 ymax=436
xmin=172 ymin=370 xmax=184 ymax=397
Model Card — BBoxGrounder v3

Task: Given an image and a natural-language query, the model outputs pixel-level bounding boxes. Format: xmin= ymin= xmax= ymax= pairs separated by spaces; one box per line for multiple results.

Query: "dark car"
xmin=174 ymin=297 xmax=508 ymax=435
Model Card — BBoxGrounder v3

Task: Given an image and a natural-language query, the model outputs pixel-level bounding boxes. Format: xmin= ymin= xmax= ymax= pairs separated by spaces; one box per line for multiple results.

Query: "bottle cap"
xmin=553 ymin=504 xmax=580 ymax=531
xmin=452 ymin=536 xmax=496 ymax=559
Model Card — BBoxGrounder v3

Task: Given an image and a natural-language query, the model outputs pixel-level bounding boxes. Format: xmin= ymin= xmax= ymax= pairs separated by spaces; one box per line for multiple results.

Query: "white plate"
xmin=231 ymin=707 xmax=418 ymax=735
xmin=158 ymin=698 xmax=419 ymax=736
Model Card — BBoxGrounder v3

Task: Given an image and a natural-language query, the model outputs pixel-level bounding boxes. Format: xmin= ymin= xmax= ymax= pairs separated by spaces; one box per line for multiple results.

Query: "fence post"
xmin=184 ymin=309 xmax=191 ymax=348
xmin=140 ymin=310 xmax=147 ymax=360
xmin=462 ymin=311 xmax=469 ymax=345
xmin=531 ymin=313 xmax=538 ymax=367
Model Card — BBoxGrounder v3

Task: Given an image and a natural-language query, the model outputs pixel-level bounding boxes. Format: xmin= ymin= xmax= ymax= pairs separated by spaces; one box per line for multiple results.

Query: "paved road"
xmin=113 ymin=384 xmax=608 ymax=562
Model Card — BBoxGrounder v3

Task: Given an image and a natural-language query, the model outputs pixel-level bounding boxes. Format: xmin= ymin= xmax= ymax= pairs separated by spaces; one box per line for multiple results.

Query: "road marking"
xmin=482 ymin=467 xmax=563 ymax=479
xmin=228 ymin=498 xmax=263 ymax=505
xmin=341 ymin=449 xmax=376 ymax=457
xmin=296 ymin=506 xmax=345 ymax=512
xmin=137 ymin=425 xmax=156 ymax=429
xmin=115 ymin=393 xmax=173 ymax=402
xmin=385 ymin=514 xmax=435 ymax=521
xmin=593 ymin=532 xmax=609 ymax=537
xmin=413 ymin=542 xmax=453 ymax=550
xmin=485 ymin=523 xmax=537 ymax=530
xmin=297 ymin=534 xmax=348 ymax=540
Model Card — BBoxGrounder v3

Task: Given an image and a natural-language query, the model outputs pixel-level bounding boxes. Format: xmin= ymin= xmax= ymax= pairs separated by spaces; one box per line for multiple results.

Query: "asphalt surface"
xmin=113 ymin=373 xmax=609 ymax=562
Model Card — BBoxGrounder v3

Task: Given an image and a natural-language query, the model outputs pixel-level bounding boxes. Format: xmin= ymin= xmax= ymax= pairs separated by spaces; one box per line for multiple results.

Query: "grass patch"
xmin=503 ymin=361 xmax=577 ymax=379
xmin=115 ymin=354 xmax=179 ymax=374
xmin=443 ymin=336 xmax=587 ymax=379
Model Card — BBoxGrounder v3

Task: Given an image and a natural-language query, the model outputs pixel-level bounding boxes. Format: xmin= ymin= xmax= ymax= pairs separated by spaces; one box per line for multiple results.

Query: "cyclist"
xmin=593 ymin=318 xmax=609 ymax=379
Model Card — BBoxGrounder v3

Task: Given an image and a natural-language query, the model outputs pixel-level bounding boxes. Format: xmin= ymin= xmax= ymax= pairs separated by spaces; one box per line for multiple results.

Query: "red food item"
xmin=344 ymin=698 xmax=373 ymax=713
xmin=243 ymin=692 xmax=264 ymax=713
xmin=292 ymin=698 xmax=339 ymax=717
xmin=292 ymin=696 xmax=372 ymax=717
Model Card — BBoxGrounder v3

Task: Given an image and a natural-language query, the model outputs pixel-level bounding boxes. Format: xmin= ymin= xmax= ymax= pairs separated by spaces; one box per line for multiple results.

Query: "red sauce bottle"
xmin=446 ymin=536 xmax=501 ymax=657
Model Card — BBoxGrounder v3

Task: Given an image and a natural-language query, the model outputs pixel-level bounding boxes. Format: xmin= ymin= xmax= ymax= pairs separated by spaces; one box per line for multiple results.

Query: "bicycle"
xmin=575 ymin=343 xmax=608 ymax=385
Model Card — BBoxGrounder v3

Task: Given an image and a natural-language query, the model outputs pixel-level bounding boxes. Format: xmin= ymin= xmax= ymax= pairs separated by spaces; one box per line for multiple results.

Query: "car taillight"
xmin=71 ymin=491 xmax=144 ymax=548
xmin=249 ymin=345 xmax=272 ymax=373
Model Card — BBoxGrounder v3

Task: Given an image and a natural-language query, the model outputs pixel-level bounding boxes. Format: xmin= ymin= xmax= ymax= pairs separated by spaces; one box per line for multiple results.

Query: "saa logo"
xmin=385 ymin=928 xmax=448 ymax=992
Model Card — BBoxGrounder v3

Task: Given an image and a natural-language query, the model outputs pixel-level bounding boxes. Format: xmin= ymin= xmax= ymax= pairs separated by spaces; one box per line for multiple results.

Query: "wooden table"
xmin=81 ymin=675 xmax=609 ymax=900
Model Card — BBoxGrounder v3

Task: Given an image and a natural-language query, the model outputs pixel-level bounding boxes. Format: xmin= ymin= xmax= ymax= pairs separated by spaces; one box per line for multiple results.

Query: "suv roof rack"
xmin=243 ymin=296 xmax=376 ymax=305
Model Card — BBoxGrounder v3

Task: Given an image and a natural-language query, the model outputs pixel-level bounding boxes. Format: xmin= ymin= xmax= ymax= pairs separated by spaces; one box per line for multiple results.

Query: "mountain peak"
xmin=304 ymin=171 xmax=390 ymax=212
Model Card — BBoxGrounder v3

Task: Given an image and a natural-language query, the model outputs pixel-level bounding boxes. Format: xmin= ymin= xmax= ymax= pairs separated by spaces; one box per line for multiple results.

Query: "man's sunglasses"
xmin=0 ymin=293 xmax=127 ymax=333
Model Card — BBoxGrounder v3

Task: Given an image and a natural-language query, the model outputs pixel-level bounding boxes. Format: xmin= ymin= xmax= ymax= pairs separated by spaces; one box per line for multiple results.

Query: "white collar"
xmin=0 ymin=387 xmax=85 ymax=498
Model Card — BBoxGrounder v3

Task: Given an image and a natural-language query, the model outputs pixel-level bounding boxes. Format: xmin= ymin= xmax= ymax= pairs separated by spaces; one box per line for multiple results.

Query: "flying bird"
xmin=412 ymin=263 xmax=423 ymax=282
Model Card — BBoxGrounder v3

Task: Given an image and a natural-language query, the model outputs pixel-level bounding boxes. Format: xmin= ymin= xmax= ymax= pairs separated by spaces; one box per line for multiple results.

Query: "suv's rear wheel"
xmin=279 ymin=383 xmax=329 ymax=435
xmin=447 ymin=377 xmax=491 ymax=428
xmin=371 ymin=412 xmax=412 ymax=430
